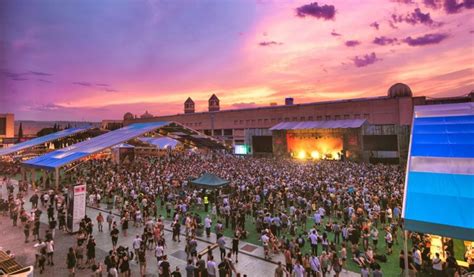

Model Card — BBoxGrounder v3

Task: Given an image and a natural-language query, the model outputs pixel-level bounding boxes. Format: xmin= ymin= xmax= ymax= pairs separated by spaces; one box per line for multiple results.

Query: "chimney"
xmin=285 ymin=97 xmax=294 ymax=105
xmin=184 ymin=97 xmax=195 ymax=114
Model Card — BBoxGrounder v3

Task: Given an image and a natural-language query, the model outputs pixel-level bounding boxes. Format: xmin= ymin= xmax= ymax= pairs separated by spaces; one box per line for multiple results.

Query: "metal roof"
xmin=23 ymin=122 xmax=226 ymax=170
xmin=403 ymin=102 xmax=474 ymax=241
xmin=269 ymin=119 xmax=367 ymax=131
xmin=0 ymin=127 xmax=91 ymax=157
xmin=139 ymin=137 xmax=180 ymax=149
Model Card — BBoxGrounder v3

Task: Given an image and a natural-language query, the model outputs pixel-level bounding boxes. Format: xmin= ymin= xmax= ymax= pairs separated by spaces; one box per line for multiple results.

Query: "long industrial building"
xmin=125 ymin=83 xmax=474 ymax=164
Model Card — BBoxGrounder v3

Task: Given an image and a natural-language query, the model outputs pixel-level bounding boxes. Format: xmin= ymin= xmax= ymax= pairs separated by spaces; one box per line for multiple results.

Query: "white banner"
xmin=72 ymin=184 xmax=86 ymax=233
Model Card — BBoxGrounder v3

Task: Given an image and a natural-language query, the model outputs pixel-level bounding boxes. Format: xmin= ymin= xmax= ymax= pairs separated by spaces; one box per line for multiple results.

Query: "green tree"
xmin=17 ymin=123 xmax=23 ymax=142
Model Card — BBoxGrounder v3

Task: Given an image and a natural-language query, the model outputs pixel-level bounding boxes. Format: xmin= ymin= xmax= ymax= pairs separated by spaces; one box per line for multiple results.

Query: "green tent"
xmin=190 ymin=172 xmax=229 ymax=188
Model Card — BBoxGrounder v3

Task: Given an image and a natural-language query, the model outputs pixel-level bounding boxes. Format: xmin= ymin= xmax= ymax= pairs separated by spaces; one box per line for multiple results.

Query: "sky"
xmin=0 ymin=0 xmax=473 ymax=121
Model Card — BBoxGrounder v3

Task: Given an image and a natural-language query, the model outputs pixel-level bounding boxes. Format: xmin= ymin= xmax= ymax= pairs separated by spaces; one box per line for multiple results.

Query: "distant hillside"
xmin=14 ymin=121 xmax=100 ymax=136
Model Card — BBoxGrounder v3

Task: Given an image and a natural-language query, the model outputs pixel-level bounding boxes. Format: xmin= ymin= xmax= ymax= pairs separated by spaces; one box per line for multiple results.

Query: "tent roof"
xmin=23 ymin=122 xmax=226 ymax=170
xmin=269 ymin=119 xmax=367 ymax=131
xmin=190 ymin=172 xmax=229 ymax=188
xmin=403 ymin=102 xmax=474 ymax=241
xmin=0 ymin=127 xmax=91 ymax=157
xmin=112 ymin=143 xmax=135 ymax=149
xmin=139 ymin=137 xmax=180 ymax=149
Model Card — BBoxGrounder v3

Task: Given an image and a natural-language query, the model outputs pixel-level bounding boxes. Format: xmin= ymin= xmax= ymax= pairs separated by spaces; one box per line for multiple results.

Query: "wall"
xmin=0 ymin=113 xmax=15 ymax=138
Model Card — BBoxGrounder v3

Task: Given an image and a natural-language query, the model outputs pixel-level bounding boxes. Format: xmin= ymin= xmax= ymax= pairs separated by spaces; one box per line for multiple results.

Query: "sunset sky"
xmin=0 ymin=0 xmax=473 ymax=121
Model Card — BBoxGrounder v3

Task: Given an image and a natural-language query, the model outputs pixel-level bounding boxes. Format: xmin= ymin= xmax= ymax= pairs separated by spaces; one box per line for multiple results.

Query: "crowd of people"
xmin=1 ymin=149 xmax=472 ymax=277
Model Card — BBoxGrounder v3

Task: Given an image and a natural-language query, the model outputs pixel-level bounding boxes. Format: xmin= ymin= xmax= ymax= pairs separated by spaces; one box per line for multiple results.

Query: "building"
xmin=0 ymin=113 xmax=15 ymax=148
xmin=125 ymin=84 xmax=474 ymax=163
xmin=101 ymin=119 xmax=124 ymax=131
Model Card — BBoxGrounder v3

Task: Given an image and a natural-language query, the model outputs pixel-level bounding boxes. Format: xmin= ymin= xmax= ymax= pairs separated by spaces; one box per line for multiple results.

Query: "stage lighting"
xmin=311 ymin=151 xmax=320 ymax=160
xmin=297 ymin=150 xmax=306 ymax=160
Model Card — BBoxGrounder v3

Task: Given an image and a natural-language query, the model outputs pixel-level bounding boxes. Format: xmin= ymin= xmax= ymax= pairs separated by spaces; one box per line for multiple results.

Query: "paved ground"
xmin=0 ymin=180 xmax=359 ymax=276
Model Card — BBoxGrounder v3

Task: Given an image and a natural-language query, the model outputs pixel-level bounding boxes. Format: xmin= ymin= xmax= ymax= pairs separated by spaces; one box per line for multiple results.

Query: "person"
xmin=132 ymin=235 xmax=142 ymax=262
xmin=204 ymin=215 xmax=212 ymax=238
xmin=360 ymin=264 xmax=369 ymax=277
xmin=24 ymin=220 xmax=31 ymax=243
xmin=96 ymin=212 xmax=104 ymax=232
xmin=86 ymin=237 xmax=96 ymax=266
xmin=185 ymin=259 xmax=195 ymax=277
xmin=138 ymin=246 xmax=146 ymax=277
xmin=207 ymin=255 xmax=217 ymax=277
xmin=217 ymin=236 xmax=226 ymax=261
xmin=284 ymin=248 xmax=293 ymax=274
xmin=67 ymin=247 xmax=77 ymax=276
xmin=224 ymin=252 xmax=237 ymax=276
xmin=91 ymin=262 xmax=103 ymax=277
xmin=204 ymin=195 xmax=209 ymax=212
xmin=110 ymin=224 xmax=119 ymax=249
xmin=432 ymin=252 xmax=443 ymax=277
xmin=45 ymin=238 xmax=54 ymax=266
xmin=37 ymin=248 xmax=47 ymax=274
xmin=159 ymin=255 xmax=171 ymax=277
xmin=373 ymin=263 xmax=383 ymax=277
xmin=310 ymin=254 xmax=321 ymax=276
xmin=330 ymin=253 xmax=342 ymax=277
xmin=171 ymin=266 xmax=182 ymax=277
xmin=107 ymin=212 xmax=114 ymax=230
xmin=232 ymin=233 xmax=240 ymax=263
xmin=308 ymin=230 xmax=319 ymax=256
xmin=274 ymin=261 xmax=288 ymax=277
xmin=293 ymin=260 xmax=305 ymax=277
xmin=385 ymin=230 xmax=393 ymax=255
xmin=413 ymin=246 xmax=422 ymax=272
xmin=34 ymin=239 xmax=46 ymax=267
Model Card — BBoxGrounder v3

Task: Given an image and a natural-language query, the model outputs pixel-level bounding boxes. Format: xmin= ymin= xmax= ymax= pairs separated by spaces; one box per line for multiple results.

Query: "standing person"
xmin=49 ymin=216 xmax=57 ymax=239
xmin=232 ymin=233 xmax=240 ymax=263
xmin=86 ymin=237 xmax=96 ymax=267
xmin=96 ymin=212 xmax=104 ymax=232
xmin=204 ymin=215 xmax=212 ymax=238
xmin=185 ymin=259 xmax=195 ymax=277
xmin=385 ymin=229 xmax=393 ymax=255
xmin=207 ymin=255 xmax=217 ymax=277
xmin=132 ymin=235 xmax=142 ymax=262
xmin=138 ymin=246 xmax=147 ymax=277
xmin=293 ymin=260 xmax=305 ymax=277
xmin=310 ymin=254 xmax=321 ymax=276
xmin=371 ymin=226 xmax=379 ymax=250
xmin=159 ymin=255 xmax=171 ymax=277
xmin=330 ymin=253 xmax=342 ymax=277
xmin=121 ymin=216 xmax=129 ymax=237
xmin=274 ymin=261 xmax=289 ymax=277
xmin=432 ymin=252 xmax=443 ymax=277
xmin=45 ymin=238 xmax=54 ymax=266
xmin=110 ymin=224 xmax=120 ymax=249
xmin=284 ymin=248 xmax=293 ymax=274
xmin=67 ymin=247 xmax=77 ymax=277
xmin=204 ymin=195 xmax=209 ymax=213
xmin=308 ymin=230 xmax=319 ymax=256
xmin=217 ymin=236 xmax=226 ymax=261
xmin=107 ymin=212 xmax=114 ymax=231
xmin=24 ymin=220 xmax=31 ymax=243
xmin=172 ymin=220 xmax=181 ymax=242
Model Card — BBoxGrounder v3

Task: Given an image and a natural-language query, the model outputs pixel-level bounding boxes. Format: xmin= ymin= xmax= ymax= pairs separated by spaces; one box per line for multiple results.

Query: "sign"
xmin=234 ymin=145 xmax=249 ymax=155
xmin=69 ymin=184 xmax=86 ymax=232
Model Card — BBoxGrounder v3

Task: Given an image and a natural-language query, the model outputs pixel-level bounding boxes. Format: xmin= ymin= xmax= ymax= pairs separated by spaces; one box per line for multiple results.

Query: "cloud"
xmin=330 ymin=30 xmax=342 ymax=36
xmin=403 ymin=33 xmax=449 ymax=46
xmin=72 ymin=81 xmax=93 ymax=87
xmin=444 ymin=0 xmax=465 ymax=13
xmin=31 ymin=103 xmax=65 ymax=111
xmin=352 ymin=52 xmax=380 ymax=67
xmin=373 ymin=36 xmax=398 ymax=46
xmin=391 ymin=0 xmax=415 ymax=3
xmin=103 ymin=88 xmax=118 ymax=92
xmin=423 ymin=0 xmax=439 ymax=8
xmin=95 ymin=83 xmax=109 ymax=87
xmin=258 ymin=41 xmax=283 ymax=46
xmin=28 ymin=71 xmax=52 ymax=76
xmin=370 ymin=22 xmax=380 ymax=30
xmin=296 ymin=2 xmax=336 ymax=20
xmin=391 ymin=8 xmax=442 ymax=27
xmin=11 ymin=77 xmax=29 ymax=81
xmin=37 ymin=79 xmax=52 ymax=83
xmin=345 ymin=40 xmax=361 ymax=47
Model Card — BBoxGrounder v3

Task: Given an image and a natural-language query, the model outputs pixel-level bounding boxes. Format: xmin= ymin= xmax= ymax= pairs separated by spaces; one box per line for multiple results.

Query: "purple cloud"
xmin=423 ymin=0 xmax=439 ymax=8
xmin=370 ymin=21 xmax=380 ymax=30
xmin=330 ymin=30 xmax=342 ymax=36
xmin=72 ymin=81 xmax=93 ymax=87
xmin=28 ymin=71 xmax=52 ymax=76
xmin=373 ymin=36 xmax=398 ymax=46
xmin=258 ymin=41 xmax=283 ymax=46
xmin=296 ymin=2 xmax=336 ymax=20
xmin=403 ymin=33 xmax=448 ymax=46
xmin=37 ymin=79 xmax=52 ymax=83
xmin=345 ymin=40 xmax=361 ymax=47
xmin=444 ymin=0 xmax=464 ymax=13
xmin=96 ymin=83 xmax=109 ymax=87
xmin=391 ymin=0 xmax=415 ymax=3
xmin=11 ymin=77 xmax=29 ymax=81
xmin=391 ymin=8 xmax=441 ymax=27
xmin=103 ymin=88 xmax=118 ymax=92
xmin=352 ymin=52 xmax=380 ymax=67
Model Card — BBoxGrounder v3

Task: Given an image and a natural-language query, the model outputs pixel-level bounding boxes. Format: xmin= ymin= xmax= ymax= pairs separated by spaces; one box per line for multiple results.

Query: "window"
xmin=292 ymin=117 xmax=297 ymax=121
xmin=271 ymin=118 xmax=276 ymax=123
xmin=325 ymin=115 xmax=331 ymax=120
xmin=317 ymin=116 xmax=322 ymax=121
xmin=308 ymin=116 xmax=313 ymax=121
xmin=364 ymin=113 xmax=370 ymax=119
xmin=234 ymin=120 xmax=238 ymax=125
xmin=354 ymin=114 xmax=361 ymax=119
xmin=344 ymin=114 xmax=350 ymax=119
xmin=335 ymin=115 xmax=341 ymax=120
xmin=258 ymin=119 xmax=262 ymax=123
xmin=246 ymin=120 xmax=250 ymax=125
xmin=264 ymin=119 xmax=268 ymax=123
xmin=300 ymin=116 xmax=305 ymax=121
xmin=278 ymin=118 xmax=283 ymax=122
xmin=224 ymin=129 xmax=233 ymax=136
xmin=284 ymin=117 xmax=290 ymax=121
xmin=239 ymin=120 xmax=243 ymax=124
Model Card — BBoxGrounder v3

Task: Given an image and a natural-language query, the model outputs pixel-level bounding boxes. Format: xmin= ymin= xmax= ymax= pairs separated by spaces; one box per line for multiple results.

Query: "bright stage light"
xmin=297 ymin=150 xmax=306 ymax=160
xmin=311 ymin=151 xmax=320 ymax=159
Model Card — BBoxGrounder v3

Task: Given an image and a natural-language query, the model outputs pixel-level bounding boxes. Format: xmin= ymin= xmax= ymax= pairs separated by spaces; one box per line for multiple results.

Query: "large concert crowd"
xmin=1 ymin=150 xmax=472 ymax=277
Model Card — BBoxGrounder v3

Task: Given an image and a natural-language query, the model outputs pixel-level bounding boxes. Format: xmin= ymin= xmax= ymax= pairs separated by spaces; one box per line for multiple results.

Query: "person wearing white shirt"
xmin=132 ymin=235 xmax=142 ymax=262
xmin=308 ymin=231 xmax=319 ymax=256
xmin=293 ymin=261 xmax=305 ymax=277
xmin=432 ymin=253 xmax=443 ymax=276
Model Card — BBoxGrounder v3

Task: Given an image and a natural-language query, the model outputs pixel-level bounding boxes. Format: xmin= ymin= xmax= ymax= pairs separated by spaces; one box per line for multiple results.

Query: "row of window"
xmin=232 ymin=113 xmax=370 ymax=125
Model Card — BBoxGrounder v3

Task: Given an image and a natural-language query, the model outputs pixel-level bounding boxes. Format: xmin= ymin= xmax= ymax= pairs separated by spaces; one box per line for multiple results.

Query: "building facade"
xmin=125 ymin=84 xmax=474 ymax=163
xmin=0 ymin=113 xmax=15 ymax=147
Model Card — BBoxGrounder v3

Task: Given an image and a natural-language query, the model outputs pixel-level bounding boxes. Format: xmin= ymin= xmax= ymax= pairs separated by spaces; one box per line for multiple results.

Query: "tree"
xmin=17 ymin=123 xmax=23 ymax=142
xmin=37 ymin=127 xmax=55 ymax=137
